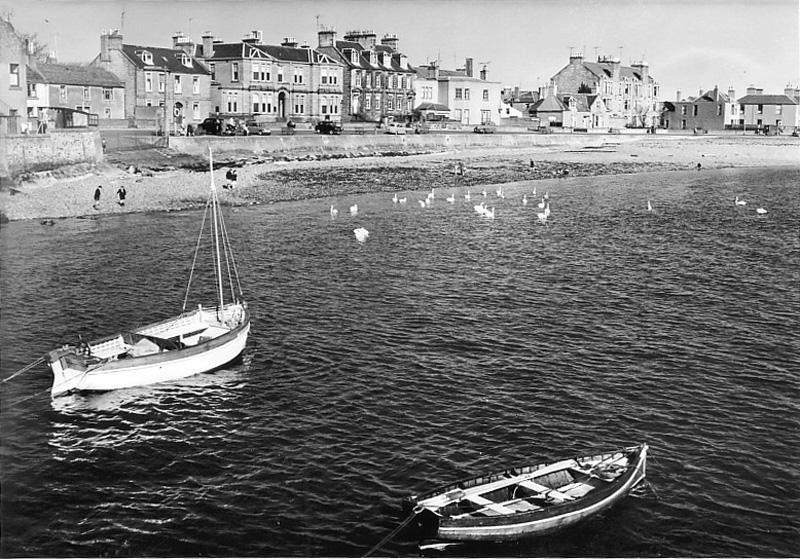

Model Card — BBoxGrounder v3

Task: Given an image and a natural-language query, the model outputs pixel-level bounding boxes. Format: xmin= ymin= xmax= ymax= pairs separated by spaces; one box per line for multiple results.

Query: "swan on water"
xmin=354 ymin=227 xmax=369 ymax=243
xmin=392 ymin=194 xmax=398 ymax=203
xmin=350 ymin=204 xmax=359 ymax=215
xmin=523 ymin=194 xmax=528 ymax=206
xmin=399 ymin=197 xmax=407 ymax=204
xmin=647 ymin=200 xmax=653 ymax=212
xmin=735 ymin=196 xmax=746 ymax=206
xmin=465 ymin=191 xmax=472 ymax=201
xmin=446 ymin=193 xmax=456 ymax=203
xmin=330 ymin=205 xmax=339 ymax=217
xmin=756 ymin=207 xmax=768 ymax=214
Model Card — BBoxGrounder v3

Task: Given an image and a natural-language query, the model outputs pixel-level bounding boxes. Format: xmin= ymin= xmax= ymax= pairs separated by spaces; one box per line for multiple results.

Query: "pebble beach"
xmin=1 ymin=134 xmax=796 ymax=222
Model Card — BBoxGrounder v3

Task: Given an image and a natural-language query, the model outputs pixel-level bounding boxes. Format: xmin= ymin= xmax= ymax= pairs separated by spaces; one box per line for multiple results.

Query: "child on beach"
xmin=117 ymin=186 xmax=126 ymax=206
xmin=93 ymin=186 xmax=102 ymax=210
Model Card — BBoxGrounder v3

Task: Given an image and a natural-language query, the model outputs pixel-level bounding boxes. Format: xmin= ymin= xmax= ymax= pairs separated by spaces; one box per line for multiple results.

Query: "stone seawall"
xmin=1 ymin=130 xmax=103 ymax=178
xmin=169 ymin=131 xmax=634 ymax=157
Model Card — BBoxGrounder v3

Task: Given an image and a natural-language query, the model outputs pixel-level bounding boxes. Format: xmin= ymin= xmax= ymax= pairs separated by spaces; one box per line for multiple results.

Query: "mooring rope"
xmin=362 ymin=509 xmax=420 ymax=558
xmin=1 ymin=357 xmax=45 ymax=384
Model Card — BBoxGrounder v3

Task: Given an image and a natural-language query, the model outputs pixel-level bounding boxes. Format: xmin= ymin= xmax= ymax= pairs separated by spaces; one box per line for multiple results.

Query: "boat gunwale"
xmin=411 ymin=444 xmax=647 ymax=534
xmin=413 ymin=445 xmax=641 ymax=505
xmin=49 ymin=305 xmax=250 ymax=376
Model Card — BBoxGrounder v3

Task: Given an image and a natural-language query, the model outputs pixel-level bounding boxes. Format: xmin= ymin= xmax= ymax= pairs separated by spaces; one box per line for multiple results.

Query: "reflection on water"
xmin=1 ymin=166 xmax=799 ymax=557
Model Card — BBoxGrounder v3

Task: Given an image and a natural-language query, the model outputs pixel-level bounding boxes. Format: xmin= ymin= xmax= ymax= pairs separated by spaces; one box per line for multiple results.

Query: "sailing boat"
xmin=47 ymin=149 xmax=250 ymax=398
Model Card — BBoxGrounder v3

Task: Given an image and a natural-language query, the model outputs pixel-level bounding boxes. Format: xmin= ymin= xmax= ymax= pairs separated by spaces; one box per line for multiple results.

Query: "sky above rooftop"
xmin=3 ymin=0 xmax=798 ymax=99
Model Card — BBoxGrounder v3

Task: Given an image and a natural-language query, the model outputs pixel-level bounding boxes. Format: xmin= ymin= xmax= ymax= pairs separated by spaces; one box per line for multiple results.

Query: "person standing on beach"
xmin=93 ymin=186 xmax=102 ymax=210
xmin=117 ymin=186 xmax=127 ymax=206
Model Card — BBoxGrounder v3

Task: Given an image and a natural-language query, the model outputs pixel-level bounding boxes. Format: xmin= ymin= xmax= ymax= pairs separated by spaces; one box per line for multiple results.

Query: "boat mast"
xmin=208 ymin=148 xmax=225 ymax=311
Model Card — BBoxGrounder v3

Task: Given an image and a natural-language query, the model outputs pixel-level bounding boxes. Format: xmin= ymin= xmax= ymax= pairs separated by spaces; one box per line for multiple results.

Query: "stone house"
xmin=316 ymin=28 xmax=415 ymax=123
xmin=414 ymin=59 xmax=503 ymax=125
xmin=661 ymin=86 xmax=739 ymax=131
xmin=91 ymin=29 xmax=212 ymax=134
xmin=199 ymin=30 xmax=343 ymax=124
xmin=551 ymin=53 xmax=660 ymax=128
xmin=0 ymin=17 xmax=30 ymax=134
xmin=737 ymin=86 xmax=800 ymax=132
xmin=528 ymin=83 xmax=608 ymax=130
xmin=27 ymin=63 xmax=126 ymax=125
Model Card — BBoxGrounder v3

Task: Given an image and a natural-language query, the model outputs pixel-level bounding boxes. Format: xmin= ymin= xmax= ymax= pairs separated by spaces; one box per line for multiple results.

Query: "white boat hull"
xmin=48 ymin=304 xmax=250 ymax=397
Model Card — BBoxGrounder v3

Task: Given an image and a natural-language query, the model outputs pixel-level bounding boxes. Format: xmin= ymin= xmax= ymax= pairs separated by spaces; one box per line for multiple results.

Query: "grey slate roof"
xmin=29 ymin=63 xmax=124 ymax=87
xmin=737 ymin=94 xmax=798 ymax=105
xmin=582 ymin=61 xmax=655 ymax=83
xmin=318 ymin=40 xmax=412 ymax=73
xmin=121 ymin=44 xmax=210 ymax=74
xmin=205 ymin=42 xmax=334 ymax=65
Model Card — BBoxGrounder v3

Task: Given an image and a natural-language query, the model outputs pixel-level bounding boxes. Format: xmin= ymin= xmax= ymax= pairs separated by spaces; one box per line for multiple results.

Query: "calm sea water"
xmin=1 ymin=166 xmax=798 ymax=557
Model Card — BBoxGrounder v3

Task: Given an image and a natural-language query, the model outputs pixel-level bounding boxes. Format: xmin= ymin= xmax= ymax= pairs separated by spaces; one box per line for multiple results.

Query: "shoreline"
xmin=1 ymin=134 xmax=797 ymax=222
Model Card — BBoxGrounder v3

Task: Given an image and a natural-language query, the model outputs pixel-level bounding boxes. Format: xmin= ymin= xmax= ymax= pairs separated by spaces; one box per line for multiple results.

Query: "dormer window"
xmin=400 ymin=55 xmax=407 ymax=69
xmin=370 ymin=51 xmax=377 ymax=66
xmin=349 ymin=49 xmax=359 ymax=65
xmin=181 ymin=53 xmax=192 ymax=68
xmin=141 ymin=50 xmax=153 ymax=65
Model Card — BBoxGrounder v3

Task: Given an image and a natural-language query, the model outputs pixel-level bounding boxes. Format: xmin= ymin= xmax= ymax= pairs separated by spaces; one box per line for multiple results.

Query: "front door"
xmin=278 ymin=92 xmax=286 ymax=120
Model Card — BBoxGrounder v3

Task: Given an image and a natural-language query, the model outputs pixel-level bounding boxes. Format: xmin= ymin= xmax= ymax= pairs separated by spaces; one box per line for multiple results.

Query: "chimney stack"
xmin=727 ymin=87 xmax=736 ymax=100
xmin=281 ymin=37 xmax=298 ymax=48
xmin=380 ymin=33 xmax=399 ymax=51
xmin=465 ymin=57 xmax=473 ymax=78
xmin=201 ymin=32 xmax=215 ymax=58
xmin=100 ymin=29 xmax=123 ymax=63
xmin=318 ymin=26 xmax=336 ymax=48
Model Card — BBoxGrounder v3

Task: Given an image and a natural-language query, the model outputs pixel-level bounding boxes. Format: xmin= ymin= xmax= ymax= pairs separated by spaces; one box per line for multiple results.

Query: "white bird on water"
xmin=532 ymin=187 xmax=537 ymax=196
xmin=330 ymin=205 xmax=339 ymax=217
xmin=399 ymin=197 xmax=407 ymax=204
xmin=446 ymin=193 xmax=456 ymax=203
xmin=735 ymin=196 xmax=746 ymax=206
xmin=350 ymin=204 xmax=359 ymax=215
xmin=474 ymin=202 xmax=486 ymax=215
xmin=419 ymin=199 xmax=427 ymax=208
xmin=538 ymin=198 xmax=545 ymax=209
xmin=392 ymin=193 xmax=398 ymax=203
xmin=647 ymin=200 xmax=653 ymax=212
xmin=465 ymin=191 xmax=472 ymax=201
xmin=756 ymin=207 xmax=768 ymax=214
xmin=354 ymin=227 xmax=369 ymax=243
xmin=483 ymin=207 xmax=496 ymax=219
xmin=523 ymin=194 xmax=528 ymax=206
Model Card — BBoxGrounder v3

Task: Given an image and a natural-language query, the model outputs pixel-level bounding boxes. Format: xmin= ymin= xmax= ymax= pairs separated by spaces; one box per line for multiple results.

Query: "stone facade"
xmin=91 ymin=30 xmax=212 ymax=134
xmin=662 ymin=86 xmax=739 ymax=131
xmin=551 ymin=53 xmax=660 ymax=128
xmin=199 ymin=30 xmax=343 ymax=124
xmin=0 ymin=17 xmax=30 ymax=134
xmin=317 ymin=28 xmax=415 ymax=123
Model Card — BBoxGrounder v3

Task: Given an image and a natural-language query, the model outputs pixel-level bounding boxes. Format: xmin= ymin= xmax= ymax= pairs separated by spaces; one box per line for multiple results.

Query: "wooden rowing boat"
xmin=404 ymin=443 xmax=648 ymax=543
xmin=46 ymin=149 xmax=250 ymax=398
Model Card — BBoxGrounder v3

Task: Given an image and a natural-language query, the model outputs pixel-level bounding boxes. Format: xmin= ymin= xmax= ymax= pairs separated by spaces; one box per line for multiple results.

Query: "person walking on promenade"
xmin=93 ymin=186 xmax=102 ymax=210
xmin=117 ymin=186 xmax=127 ymax=206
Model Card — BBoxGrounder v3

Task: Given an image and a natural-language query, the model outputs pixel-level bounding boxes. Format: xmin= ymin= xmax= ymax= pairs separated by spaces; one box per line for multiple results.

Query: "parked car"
xmin=385 ymin=122 xmax=407 ymax=135
xmin=245 ymin=120 xmax=271 ymax=135
xmin=315 ymin=120 xmax=343 ymax=135
xmin=473 ymin=122 xmax=497 ymax=134
xmin=196 ymin=117 xmax=227 ymax=136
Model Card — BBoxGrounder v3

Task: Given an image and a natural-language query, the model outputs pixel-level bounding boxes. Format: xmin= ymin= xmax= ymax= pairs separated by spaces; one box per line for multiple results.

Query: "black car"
xmin=315 ymin=120 xmax=343 ymax=135
xmin=196 ymin=117 xmax=235 ymax=136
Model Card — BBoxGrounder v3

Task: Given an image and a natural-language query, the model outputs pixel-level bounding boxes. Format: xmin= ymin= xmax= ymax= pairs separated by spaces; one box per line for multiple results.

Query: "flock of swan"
xmin=331 ymin=186 xmax=769 ymax=243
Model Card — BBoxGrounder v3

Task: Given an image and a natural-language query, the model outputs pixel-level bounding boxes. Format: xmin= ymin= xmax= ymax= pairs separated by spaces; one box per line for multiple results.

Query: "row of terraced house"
xmin=3 ymin=16 xmax=798 ymax=137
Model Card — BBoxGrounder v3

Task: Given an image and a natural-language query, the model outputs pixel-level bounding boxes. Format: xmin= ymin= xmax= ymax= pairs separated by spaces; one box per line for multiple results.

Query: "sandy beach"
xmin=1 ymin=134 xmax=796 ymax=222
